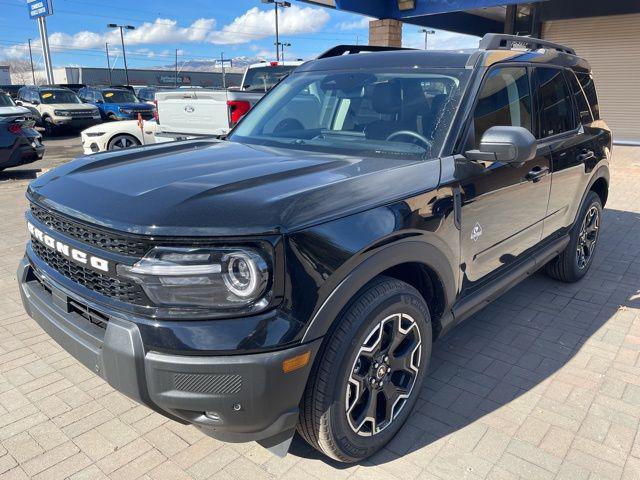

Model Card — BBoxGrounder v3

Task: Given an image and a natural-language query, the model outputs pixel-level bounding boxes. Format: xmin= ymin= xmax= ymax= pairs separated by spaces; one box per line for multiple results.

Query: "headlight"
xmin=85 ymin=132 xmax=105 ymax=137
xmin=117 ymin=246 xmax=271 ymax=313
xmin=119 ymin=107 xmax=130 ymax=114
xmin=54 ymin=109 xmax=68 ymax=116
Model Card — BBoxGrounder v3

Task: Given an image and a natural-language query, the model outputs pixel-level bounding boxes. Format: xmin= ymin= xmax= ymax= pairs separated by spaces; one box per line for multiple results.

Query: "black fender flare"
xmin=572 ymin=163 xmax=609 ymax=228
xmin=300 ymin=239 xmax=457 ymax=343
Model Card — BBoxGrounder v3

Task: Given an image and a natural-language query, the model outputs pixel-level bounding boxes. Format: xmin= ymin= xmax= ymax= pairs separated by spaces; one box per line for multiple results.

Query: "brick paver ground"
xmin=1 ymin=145 xmax=639 ymax=479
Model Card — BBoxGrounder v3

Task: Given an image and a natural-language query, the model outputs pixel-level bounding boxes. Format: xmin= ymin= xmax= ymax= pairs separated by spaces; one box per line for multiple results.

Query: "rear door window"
xmin=473 ymin=66 xmax=532 ymax=145
xmin=575 ymin=72 xmax=600 ymax=120
xmin=535 ymin=67 xmax=576 ymax=138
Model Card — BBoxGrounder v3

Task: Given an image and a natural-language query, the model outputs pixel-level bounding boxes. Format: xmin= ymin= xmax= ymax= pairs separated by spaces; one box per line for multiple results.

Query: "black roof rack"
xmin=317 ymin=44 xmax=414 ymax=59
xmin=479 ymin=34 xmax=576 ymax=56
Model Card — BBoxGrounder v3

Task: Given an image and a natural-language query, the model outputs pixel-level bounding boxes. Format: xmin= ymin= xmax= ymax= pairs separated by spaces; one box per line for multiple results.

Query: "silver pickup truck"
xmin=155 ymin=61 xmax=303 ymax=142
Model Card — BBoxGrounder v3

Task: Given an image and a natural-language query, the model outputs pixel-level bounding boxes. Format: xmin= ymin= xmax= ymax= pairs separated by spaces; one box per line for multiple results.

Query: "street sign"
xmin=26 ymin=0 xmax=53 ymax=19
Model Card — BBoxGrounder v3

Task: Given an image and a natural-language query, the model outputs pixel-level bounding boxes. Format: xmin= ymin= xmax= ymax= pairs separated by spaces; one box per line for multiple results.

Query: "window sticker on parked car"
xmin=105 ymin=92 xmax=114 ymax=98
xmin=41 ymin=93 xmax=53 ymax=99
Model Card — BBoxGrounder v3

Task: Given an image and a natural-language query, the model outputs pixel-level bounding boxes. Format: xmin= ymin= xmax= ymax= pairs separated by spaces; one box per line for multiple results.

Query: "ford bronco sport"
xmin=18 ymin=35 xmax=610 ymax=462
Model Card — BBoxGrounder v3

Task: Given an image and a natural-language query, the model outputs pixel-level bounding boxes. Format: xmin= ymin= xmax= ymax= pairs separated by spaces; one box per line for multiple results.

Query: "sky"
xmin=0 ymin=0 xmax=481 ymax=69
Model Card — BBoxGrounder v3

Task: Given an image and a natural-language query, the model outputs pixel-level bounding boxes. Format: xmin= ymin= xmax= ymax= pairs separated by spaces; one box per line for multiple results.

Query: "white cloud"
xmin=207 ymin=5 xmax=330 ymax=44
xmin=1 ymin=5 xmax=331 ymax=61
xmin=337 ymin=17 xmax=373 ymax=31
xmin=403 ymin=29 xmax=480 ymax=50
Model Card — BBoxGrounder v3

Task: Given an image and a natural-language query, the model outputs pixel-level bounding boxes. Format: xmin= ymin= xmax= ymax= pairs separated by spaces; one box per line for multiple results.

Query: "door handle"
xmin=577 ymin=150 xmax=595 ymax=162
xmin=526 ymin=166 xmax=550 ymax=183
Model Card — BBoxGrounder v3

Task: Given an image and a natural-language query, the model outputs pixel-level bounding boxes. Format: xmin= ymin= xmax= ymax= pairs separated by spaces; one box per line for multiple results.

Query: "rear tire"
xmin=107 ymin=134 xmax=140 ymax=151
xmin=546 ymin=191 xmax=602 ymax=282
xmin=298 ymin=276 xmax=432 ymax=463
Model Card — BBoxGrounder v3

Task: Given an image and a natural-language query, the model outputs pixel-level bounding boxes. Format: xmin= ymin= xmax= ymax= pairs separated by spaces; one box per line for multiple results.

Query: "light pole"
xmin=107 ymin=23 xmax=135 ymax=85
xmin=27 ymin=39 xmax=36 ymax=84
xmin=275 ymin=41 xmax=291 ymax=62
xmin=105 ymin=43 xmax=112 ymax=85
xmin=261 ymin=0 xmax=290 ymax=61
xmin=420 ymin=29 xmax=435 ymax=50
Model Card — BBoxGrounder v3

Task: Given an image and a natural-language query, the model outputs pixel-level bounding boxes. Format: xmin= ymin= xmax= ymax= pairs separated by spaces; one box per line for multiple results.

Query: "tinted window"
xmin=576 ymin=72 xmax=599 ymax=120
xmin=0 ymin=92 xmax=14 ymax=106
xmin=102 ymin=90 xmax=139 ymax=103
xmin=242 ymin=65 xmax=298 ymax=92
xmin=536 ymin=68 xmax=575 ymax=138
xmin=474 ymin=67 xmax=532 ymax=145
xmin=231 ymin=68 xmax=470 ymax=159
xmin=567 ymin=72 xmax=592 ymax=125
xmin=40 ymin=90 xmax=82 ymax=104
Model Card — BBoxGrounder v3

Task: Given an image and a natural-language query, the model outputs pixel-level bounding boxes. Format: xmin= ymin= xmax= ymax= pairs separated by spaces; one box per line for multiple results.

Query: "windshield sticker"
xmin=41 ymin=93 xmax=53 ymax=99
xmin=105 ymin=92 xmax=114 ymax=98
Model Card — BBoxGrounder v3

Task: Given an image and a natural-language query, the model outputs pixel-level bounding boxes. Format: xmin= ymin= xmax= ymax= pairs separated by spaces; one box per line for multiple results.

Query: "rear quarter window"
xmin=567 ymin=71 xmax=593 ymax=125
xmin=576 ymin=72 xmax=600 ymax=120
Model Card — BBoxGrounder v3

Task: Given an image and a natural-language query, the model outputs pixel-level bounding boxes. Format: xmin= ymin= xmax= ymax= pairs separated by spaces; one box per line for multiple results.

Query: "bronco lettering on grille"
xmin=27 ymin=222 xmax=110 ymax=273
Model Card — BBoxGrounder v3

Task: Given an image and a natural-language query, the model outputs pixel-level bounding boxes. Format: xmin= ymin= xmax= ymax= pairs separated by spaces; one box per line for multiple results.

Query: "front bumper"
xmin=52 ymin=117 xmax=101 ymax=129
xmin=18 ymin=257 xmax=321 ymax=445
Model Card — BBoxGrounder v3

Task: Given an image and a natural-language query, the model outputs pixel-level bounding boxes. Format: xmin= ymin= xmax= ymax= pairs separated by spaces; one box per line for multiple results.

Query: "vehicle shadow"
xmin=0 ymin=168 xmax=42 ymax=181
xmin=288 ymin=206 xmax=640 ymax=468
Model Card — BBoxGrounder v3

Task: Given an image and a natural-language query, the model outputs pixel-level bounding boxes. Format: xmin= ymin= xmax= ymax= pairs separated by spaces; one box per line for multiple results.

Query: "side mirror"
xmin=465 ymin=126 xmax=536 ymax=164
xmin=15 ymin=101 xmax=22 ymax=106
xmin=32 ymin=100 xmax=40 ymax=106
xmin=96 ymin=99 xmax=104 ymax=104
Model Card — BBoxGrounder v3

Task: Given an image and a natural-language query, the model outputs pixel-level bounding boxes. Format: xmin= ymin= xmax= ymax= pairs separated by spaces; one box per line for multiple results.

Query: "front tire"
xmin=546 ymin=191 xmax=602 ymax=282
xmin=107 ymin=134 xmax=140 ymax=150
xmin=42 ymin=116 xmax=56 ymax=137
xmin=298 ymin=276 xmax=432 ymax=463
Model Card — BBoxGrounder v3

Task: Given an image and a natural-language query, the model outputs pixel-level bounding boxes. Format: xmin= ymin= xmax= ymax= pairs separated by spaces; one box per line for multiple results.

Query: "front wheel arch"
xmin=107 ymin=134 xmax=141 ymax=150
xmin=301 ymin=240 xmax=456 ymax=344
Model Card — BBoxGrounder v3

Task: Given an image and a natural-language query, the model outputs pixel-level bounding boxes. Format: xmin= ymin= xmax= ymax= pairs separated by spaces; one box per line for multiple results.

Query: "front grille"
xmin=30 ymin=203 xmax=152 ymax=257
xmin=31 ymin=241 xmax=147 ymax=305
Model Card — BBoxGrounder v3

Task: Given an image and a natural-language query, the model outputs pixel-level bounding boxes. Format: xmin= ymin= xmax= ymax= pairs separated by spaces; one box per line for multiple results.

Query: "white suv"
xmin=17 ymin=86 xmax=101 ymax=135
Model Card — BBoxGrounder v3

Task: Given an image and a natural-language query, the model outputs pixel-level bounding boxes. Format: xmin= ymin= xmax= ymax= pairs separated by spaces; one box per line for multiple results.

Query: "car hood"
xmin=0 ymin=106 xmax=32 ymax=118
xmin=112 ymin=103 xmax=153 ymax=110
xmin=27 ymin=140 xmax=441 ymax=236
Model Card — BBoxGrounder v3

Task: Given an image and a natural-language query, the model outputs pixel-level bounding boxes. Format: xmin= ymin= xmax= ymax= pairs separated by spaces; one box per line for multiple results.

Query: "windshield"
xmin=242 ymin=65 xmax=298 ymax=92
xmin=40 ymin=90 xmax=81 ymax=104
xmin=0 ymin=93 xmax=15 ymax=107
xmin=102 ymin=90 xmax=140 ymax=103
xmin=230 ymin=68 xmax=470 ymax=159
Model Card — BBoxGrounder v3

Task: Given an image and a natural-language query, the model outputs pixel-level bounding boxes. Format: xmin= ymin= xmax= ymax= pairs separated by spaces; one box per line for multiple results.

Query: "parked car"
xmin=81 ymin=119 xmax=158 ymax=153
xmin=0 ymin=115 xmax=44 ymax=171
xmin=0 ymin=84 xmax=24 ymax=99
xmin=78 ymin=86 xmax=154 ymax=121
xmin=136 ymin=87 xmax=170 ymax=105
xmin=17 ymin=85 xmax=101 ymax=135
xmin=18 ymin=35 xmax=610 ymax=463
xmin=0 ymin=90 xmax=35 ymax=120
xmin=154 ymin=60 xmax=304 ymax=141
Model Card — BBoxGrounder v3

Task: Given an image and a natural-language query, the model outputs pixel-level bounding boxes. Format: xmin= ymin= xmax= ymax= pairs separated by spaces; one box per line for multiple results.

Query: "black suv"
xmin=18 ymin=35 xmax=610 ymax=462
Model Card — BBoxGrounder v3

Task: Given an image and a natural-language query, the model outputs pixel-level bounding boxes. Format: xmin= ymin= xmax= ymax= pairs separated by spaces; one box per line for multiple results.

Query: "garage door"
xmin=543 ymin=13 xmax=640 ymax=144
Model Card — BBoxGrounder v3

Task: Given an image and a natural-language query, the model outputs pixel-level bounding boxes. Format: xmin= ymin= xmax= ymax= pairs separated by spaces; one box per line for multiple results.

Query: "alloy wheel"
xmin=576 ymin=205 xmax=600 ymax=270
xmin=345 ymin=313 xmax=422 ymax=436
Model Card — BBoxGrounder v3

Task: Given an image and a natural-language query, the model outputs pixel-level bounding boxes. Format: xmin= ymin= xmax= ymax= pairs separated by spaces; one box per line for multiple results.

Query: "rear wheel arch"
xmin=301 ymin=240 xmax=456 ymax=344
xmin=590 ymin=176 xmax=608 ymax=207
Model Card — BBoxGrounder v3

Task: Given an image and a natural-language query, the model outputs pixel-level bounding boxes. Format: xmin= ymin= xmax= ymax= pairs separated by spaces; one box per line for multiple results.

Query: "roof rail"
xmin=316 ymin=44 xmax=414 ymax=59
xmin=479 ymin=34 xmax=575 ymax=56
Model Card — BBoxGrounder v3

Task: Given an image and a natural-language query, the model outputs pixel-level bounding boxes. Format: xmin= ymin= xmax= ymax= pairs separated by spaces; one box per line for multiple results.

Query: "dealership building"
xmin=302 ymin=0 xmax=640 ymax=144
xmin=21 ymin=66 xmax=244 ymax=89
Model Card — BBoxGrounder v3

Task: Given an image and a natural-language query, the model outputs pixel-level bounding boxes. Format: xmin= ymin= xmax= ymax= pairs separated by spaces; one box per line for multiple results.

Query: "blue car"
xmin=78 ymin=86 xmax=154 ymax=121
